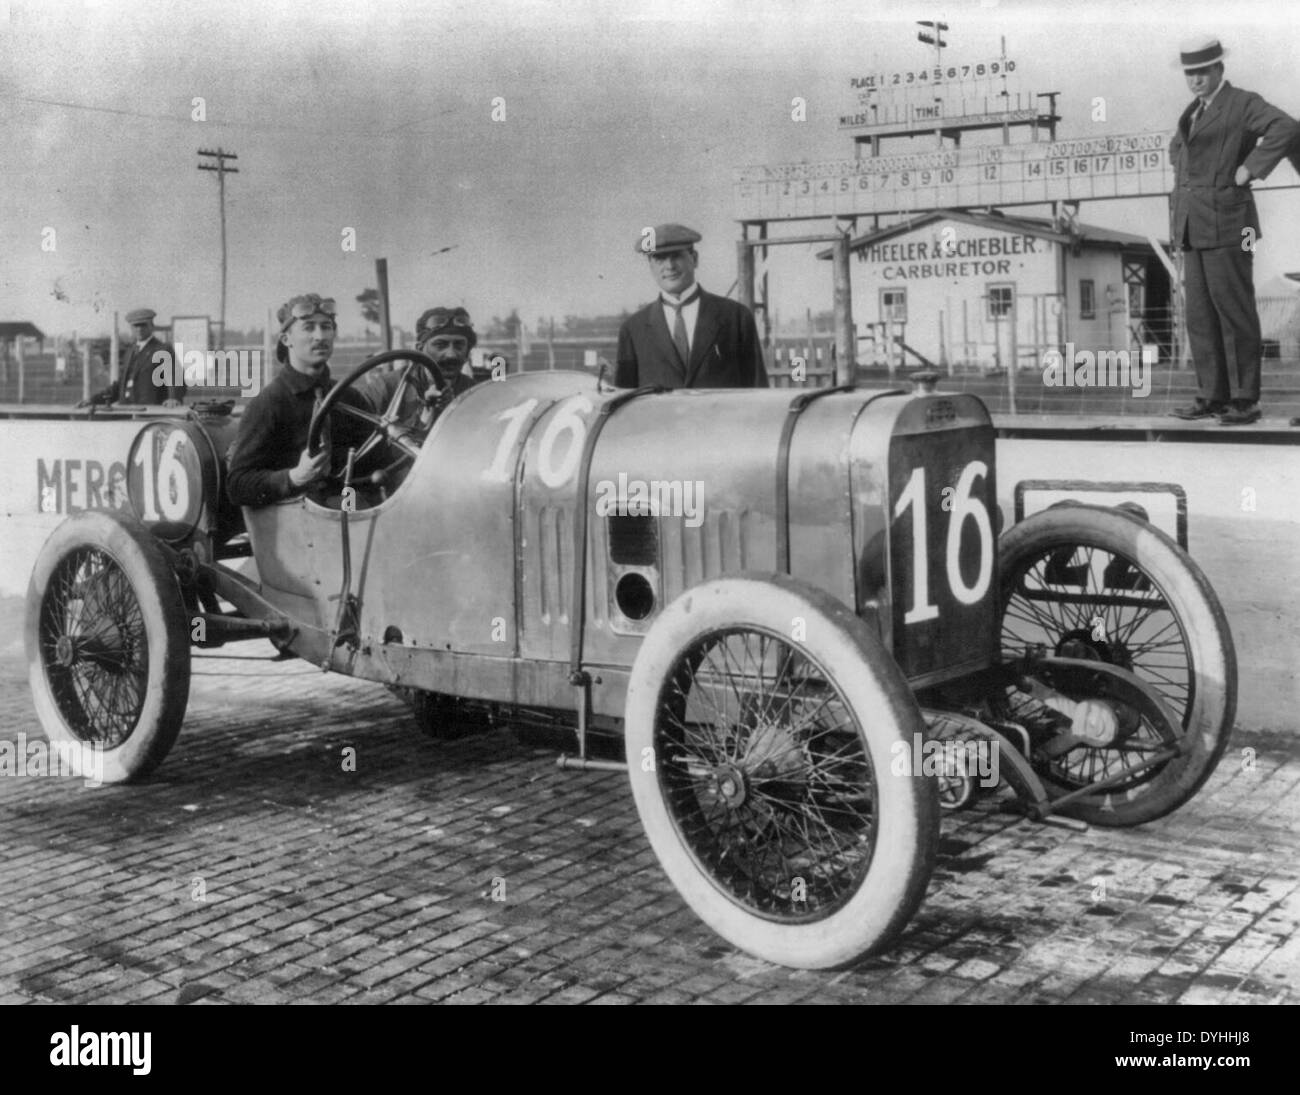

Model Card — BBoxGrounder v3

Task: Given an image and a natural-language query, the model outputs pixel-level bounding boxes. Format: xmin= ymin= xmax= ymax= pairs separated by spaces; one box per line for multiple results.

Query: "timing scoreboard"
xmin=846 ymin=56 xmax=1017 ymax=97
xmin=734 ymin=130 xmax=1173 ymax=221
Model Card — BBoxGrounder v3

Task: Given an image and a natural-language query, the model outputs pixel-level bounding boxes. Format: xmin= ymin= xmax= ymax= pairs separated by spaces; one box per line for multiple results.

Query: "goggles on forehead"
xmin=279 ymin=294 xmax=338 ymax=329
xmin=418 ymin=307 xmax=472 ymax=332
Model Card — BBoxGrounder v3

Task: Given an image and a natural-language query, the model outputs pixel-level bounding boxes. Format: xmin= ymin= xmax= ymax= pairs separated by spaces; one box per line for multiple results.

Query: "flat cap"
xmin=125 ymin=308 xmax=156 ymax=325
xmin=635 ymin=223 xmax=702 ymax=255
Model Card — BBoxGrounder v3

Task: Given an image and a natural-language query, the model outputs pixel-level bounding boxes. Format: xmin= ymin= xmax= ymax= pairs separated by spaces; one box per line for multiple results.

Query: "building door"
xmin=986 ymin=283 xmax=1015 ymax=370
xmin=1016 ymin=292 xmax=1065 ymax=367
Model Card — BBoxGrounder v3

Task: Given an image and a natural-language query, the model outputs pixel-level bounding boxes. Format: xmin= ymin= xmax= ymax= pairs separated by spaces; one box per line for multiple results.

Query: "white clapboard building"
xmin=820 ymin=209 xmax=1171 ymax=372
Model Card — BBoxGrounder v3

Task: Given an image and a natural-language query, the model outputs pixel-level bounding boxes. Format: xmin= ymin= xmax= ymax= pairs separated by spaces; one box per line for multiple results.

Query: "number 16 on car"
xmin=888 ymin=434 xmax=998 ymax=685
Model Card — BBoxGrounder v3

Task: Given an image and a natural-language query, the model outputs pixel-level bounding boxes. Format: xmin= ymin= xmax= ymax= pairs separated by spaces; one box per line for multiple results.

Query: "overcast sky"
xmin=4 ymin=0 xmax=1299 ymax=339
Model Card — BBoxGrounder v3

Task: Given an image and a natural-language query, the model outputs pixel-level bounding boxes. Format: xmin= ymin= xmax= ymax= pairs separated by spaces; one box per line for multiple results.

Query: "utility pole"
xmin=197 ymin=148 xmax=239 ymax=348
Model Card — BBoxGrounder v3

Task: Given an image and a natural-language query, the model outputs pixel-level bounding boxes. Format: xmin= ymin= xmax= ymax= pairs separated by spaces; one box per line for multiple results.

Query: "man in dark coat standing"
xmin=1168 ymin=38 xmax=1298 ymax=425
xmin=615 ymin=223 xmax=768 ymax=389
xmin=81 ymin=307 xmax=183 ymax=406
xmin=119 ymin=308 xmax=183 ymax=404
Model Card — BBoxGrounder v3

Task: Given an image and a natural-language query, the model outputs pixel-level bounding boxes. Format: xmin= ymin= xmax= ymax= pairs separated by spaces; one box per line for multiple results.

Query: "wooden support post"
xmin=81 ymin=337 xmax=91 ymax=404
xmin=376 ymin=258 xmax=392 ymax=351
xmin=263 ymin=308 xmax=275 ymax=391
xmin=737 ymin=234 xmax=756 ymax=312
xmin=16 ymin=335 xmax=24 ymax=404
xmin=110 ymin=313 xmax=120 ymax=386
xmin=832 ymin=234 xmax=854 ymax=385
xmin=1007 ymin=299 xmax=1019 ymax=414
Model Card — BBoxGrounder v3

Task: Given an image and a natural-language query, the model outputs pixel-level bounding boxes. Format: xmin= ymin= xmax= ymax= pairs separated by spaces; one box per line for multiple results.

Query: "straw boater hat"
xmin=1178 ymin=37 xmax=1226 ymax=72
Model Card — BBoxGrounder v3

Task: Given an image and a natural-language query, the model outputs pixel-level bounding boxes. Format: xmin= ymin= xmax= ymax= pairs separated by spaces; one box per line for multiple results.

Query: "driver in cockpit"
xmin=226 ymin=293 xmax=374 ymax=508
xmin=357 ymin=305 xmax=484 ymax=430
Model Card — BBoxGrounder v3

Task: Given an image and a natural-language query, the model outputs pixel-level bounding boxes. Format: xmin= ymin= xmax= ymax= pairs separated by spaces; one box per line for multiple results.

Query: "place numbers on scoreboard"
xmin=734 ymin=131 xmax=1173 ymax=219
xmin=849 ymin=59 xmax=1017 ymax=91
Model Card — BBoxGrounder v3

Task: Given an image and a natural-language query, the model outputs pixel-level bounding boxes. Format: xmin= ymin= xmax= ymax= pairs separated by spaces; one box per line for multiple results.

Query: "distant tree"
xmin=554 ymin=313 xmax=626 ymax=338
xmin=357 ymin=288 xmax=382 ymax=330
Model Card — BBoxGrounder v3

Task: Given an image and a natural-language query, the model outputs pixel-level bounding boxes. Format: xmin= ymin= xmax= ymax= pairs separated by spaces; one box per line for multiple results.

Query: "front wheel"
xmin=26 ymin=511 xmax=191 ymax=783
xmin=998 ymin=504 xmax=1236 ymax=824
xmin=625 ymin=574 xmax=939 ymax=970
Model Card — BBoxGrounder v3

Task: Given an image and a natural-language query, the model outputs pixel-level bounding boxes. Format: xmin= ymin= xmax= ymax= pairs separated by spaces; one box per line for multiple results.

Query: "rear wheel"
xmin=625 ymin=574 xmax=938 ymax=969
xmin=26 ymin=511 xmax=191 ymax=783
xmin=998 ymin=505 xmax=1236 ymax=824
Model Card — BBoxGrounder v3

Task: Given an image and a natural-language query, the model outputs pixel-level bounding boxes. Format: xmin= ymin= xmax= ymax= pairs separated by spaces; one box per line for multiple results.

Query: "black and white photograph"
xmin=1 ymin=0 xmax=1297 ymax=1038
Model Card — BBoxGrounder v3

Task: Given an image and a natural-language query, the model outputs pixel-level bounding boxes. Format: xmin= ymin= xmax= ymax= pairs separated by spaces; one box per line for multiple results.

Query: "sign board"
xmin=840 ymin=105 xmax=1042 ymax=137
xmin=734 ymin=131 xmax=1172 ymax=221
xmin=170 ymin=315 xmax=211 ymax=351
xmin=1013 ymin=479 xmax=1187 ymax=548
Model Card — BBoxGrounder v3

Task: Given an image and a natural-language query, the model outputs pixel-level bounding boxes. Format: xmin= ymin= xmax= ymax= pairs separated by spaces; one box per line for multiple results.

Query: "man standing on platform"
xmin=1168 ymin=37 xmax=1298 ymax=425
xmin=615 ymin=223 xmax=767 ymax=389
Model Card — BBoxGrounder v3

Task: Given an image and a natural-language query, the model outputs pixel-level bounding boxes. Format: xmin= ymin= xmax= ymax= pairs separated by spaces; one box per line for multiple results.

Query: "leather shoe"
xmin=1170 ymin=399 xmax=1227 ymax=420
xmin=1219 ymin=402 xmax=1261 ymax=425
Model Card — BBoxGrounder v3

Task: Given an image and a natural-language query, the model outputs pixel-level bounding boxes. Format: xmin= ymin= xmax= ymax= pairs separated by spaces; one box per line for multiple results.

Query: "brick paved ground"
xmin=0 ymin=597 xmax=1296 ymax=1005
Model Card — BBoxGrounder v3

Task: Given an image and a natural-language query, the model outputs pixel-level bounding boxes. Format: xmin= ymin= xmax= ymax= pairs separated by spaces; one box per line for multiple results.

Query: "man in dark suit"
xmin=80 ymin=307 xmax=184 ymax=406
xmin=119 ymin=308 xmax=184 ymax=404
xmin=1168 ymin=38 xmax=1298 ymax=425
xmin=615 ymin=223 xmax=768 ymax=389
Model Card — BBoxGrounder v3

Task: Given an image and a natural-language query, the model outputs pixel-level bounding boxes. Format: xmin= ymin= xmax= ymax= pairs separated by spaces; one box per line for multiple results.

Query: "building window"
xmin=1080 ymin=279 xmax=1096 ymax=319
xmin=986 ymin=284 xmax=1014 ymax=319
xmin=880 ymin=288 xmax=907 ymax=322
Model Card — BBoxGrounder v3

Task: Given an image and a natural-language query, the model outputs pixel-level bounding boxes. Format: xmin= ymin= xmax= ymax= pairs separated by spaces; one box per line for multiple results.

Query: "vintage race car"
xmin=24 ymin=351 xmax=1237 ymax=969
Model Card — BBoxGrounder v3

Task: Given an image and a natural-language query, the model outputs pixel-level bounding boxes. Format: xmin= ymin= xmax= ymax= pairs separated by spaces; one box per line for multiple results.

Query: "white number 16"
xmin=892 ymin=460 xmax=993 ymax=624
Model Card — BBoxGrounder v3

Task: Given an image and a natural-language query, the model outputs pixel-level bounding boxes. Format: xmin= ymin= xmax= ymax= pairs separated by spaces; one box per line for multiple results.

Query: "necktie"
xmin=1191 ymin=101 xmax=1206 ymax=134
xmin=123 ymin=345 xmax=142 ymax=400
xmin=664 ymin=291 xmax=699 ymax=366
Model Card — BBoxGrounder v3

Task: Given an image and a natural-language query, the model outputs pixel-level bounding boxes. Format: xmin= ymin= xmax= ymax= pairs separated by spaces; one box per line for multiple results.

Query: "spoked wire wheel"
xmin=39 ymin=546 xmax=149 ymax=748
xmin=997 ymin=505 xmax=1236 ymax=824
xmin=659 ymin=629 xmax=877 ymax=919
xmin=626 ymin=575 xmax=938 ymax=969
xmin=26 ymin=511 xmax=191 ymax=783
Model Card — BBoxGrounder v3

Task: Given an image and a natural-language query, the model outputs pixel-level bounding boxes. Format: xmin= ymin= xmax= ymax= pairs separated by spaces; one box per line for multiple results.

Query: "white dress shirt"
xmin=660 ymin=283 xmax=702 ymax=354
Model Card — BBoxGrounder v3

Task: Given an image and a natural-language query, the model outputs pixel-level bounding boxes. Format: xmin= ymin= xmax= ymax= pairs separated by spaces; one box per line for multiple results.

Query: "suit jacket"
xmin=1169 ymin=81 xmax=1299 ymax=250
xmin=119 ymin=336 xmax=183 ymax=403
xmin=615 ymin=289 xmax=768 ymax=389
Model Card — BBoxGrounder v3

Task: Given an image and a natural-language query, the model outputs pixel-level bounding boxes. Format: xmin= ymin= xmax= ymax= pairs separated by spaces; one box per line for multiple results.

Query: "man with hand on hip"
xmin=1168 ymin=37 xmax=1298 ymax=425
